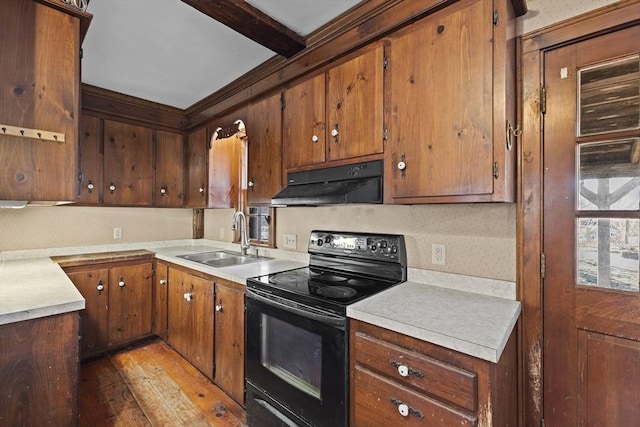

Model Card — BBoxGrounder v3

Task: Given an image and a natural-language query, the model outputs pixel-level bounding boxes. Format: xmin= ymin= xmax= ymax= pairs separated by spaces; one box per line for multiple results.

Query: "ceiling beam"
xmin=181 ymin=0 xmax=306 ymax=58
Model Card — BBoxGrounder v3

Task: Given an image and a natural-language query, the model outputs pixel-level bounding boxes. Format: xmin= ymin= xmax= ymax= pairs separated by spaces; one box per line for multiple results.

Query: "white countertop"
xmin=347 ymin=281 xmax=521 ymax=363
xmin=0 ymin=258 xmax=85 ymax=325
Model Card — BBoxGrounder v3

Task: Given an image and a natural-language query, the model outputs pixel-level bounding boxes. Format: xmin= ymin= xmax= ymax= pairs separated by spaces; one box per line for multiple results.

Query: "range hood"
xmin=271 ymin=160 xmax=383 ymax=206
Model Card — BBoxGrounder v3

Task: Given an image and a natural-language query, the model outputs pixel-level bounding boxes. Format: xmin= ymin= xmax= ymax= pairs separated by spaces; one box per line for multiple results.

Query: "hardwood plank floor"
xmin=79 ymin=339 xmax=247 ymax=426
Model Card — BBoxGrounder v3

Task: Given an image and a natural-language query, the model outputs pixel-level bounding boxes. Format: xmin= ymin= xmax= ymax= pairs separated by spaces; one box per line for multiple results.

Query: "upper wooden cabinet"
xmin=155 ymin=130 xmax=185 ymax=207
xmin=384 ymin=0 xmax=517 ymax=203
xmin=103 ymin=120 xmax=155 ymax=206
xmin=186 ymin=126 xmax=208 ymax=208
xmin=247 ymin=93 xmax=283 ymax=205
xmin=0 ymin=0 xmax=84 ymax=201
xmin=78 ymin=115 xmax=103 ymax=204
xmin=283 ymin=44 xmax=385 ymax=171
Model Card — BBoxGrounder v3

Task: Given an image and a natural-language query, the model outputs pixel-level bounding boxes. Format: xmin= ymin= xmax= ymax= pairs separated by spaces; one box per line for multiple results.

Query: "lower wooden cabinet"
xmin=56 ymin=251 xmax=154 ymax=358
xmin=154 ymin=261 xmax=169 ymax=340
xmin=0 ymin=312 xmax=80 ymax=426
xmin=165 ymin=264 xmax=246 ymax=404
xmin=350 ymin=320 xmax=517 ymax=427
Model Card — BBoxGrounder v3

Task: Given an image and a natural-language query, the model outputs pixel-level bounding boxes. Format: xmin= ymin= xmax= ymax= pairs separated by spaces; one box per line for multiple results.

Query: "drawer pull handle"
xmin=390 ymin=360 xmax=424 ymax=378
xmin=390 ymin=398 xmax=424 ymax=419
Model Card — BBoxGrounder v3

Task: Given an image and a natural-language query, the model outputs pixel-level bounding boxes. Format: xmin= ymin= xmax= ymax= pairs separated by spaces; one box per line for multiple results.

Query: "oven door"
xmin=245 ymin=287 xmax=347 ymax=427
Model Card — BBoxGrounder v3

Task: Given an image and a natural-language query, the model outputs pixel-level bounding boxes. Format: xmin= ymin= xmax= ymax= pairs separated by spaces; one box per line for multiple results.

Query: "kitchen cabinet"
xmin=103 ymin=119 xmax=154 ymax=206
xmin=78 ymin=114 xmax=103 ymax=204
xmin=0 ymin=0 xmax=86 ymax=201
xmin=58 ymin=252 xmax=154 ymax=358
xmin=384 ymin=0 xmax=517 ymax=203
xmin=186 ymin=126 xmax=208 ymax=207
xmin=0 ymin=312 xmax=80 ymax=426
xmin=246 ymin=92 xmax=283 ymax=205
xmin=283 ymin=44 xmax=384 ymax=170
xmin=214 ymin=278 xmax=246 ymax=404
xmin=155 ymin=130 xmax=185 ymax=207
xmin=154 ymin=261 xmax=169 ymax=340
xmin=167 ymin=266 xmax=215 ymax=379
xmin=350 ymin=319 xmax=517 ymax=426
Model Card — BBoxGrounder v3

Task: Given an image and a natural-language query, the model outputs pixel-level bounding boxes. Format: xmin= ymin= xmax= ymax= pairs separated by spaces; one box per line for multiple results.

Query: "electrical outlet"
xmin=432 ymin=243 xmax=445 ymax=265
xmin=283 ymin=233 xmax=297 ymax=249
xmin=113 ymin=227 xmax=122 ymax=239
xmin=219 ymin=228 xmax=225 ymax=239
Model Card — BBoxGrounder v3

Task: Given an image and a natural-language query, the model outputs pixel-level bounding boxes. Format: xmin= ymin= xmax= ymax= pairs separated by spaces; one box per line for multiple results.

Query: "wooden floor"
xmin=79 ymin=339 xmax=247 ymax=427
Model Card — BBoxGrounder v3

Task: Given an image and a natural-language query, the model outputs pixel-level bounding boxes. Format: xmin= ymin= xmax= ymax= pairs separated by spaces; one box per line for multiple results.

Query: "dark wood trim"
xmin=519 ymin=2 xmax=640 ymax=426
xmin=34 ymin=0 xmax=93 ymax=41
xmin=193 ymin=208 xmax=204 ymax=239
xmin=181 ymin=0 xmax=305 ymax=58
xmin=82 ymin=84 xmax=186 ymax=132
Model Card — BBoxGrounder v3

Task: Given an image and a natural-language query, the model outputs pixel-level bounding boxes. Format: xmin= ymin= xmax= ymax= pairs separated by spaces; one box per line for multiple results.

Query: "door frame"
xmin=518 ymin=1 xmax=640 ymax=426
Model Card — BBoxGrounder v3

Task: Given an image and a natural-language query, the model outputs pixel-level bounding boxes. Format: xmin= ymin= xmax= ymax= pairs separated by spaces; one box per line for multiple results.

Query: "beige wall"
xmin=517 ymin=0 xmax=620 ymax=35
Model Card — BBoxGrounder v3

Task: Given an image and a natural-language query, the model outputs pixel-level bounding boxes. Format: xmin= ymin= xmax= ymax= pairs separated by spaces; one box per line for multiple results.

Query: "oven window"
xmin=261 ymin=314 xmax=322 ymax=399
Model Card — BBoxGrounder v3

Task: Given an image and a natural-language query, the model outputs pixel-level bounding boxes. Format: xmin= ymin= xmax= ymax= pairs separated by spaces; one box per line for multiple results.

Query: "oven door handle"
xmin=254 ymin=398 xmax=300 ymax=427
xmin=247 ymin=288 xmax=345 ymax=329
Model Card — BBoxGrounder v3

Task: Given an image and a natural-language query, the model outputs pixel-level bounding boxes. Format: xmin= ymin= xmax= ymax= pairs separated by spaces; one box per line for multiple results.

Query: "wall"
xmin=517 ymin=0 xmax=620 ymax=34
xmin=0 ymin=207 xmax=192 ymax=251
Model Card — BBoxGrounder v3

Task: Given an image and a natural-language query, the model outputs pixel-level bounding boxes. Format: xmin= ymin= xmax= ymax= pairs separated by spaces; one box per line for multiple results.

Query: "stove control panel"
xmin=309 ymin=231 xmax=406 ymax=262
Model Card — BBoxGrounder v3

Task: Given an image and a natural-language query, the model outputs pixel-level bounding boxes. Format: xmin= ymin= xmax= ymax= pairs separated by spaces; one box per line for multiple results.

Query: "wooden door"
xmin=67 ymin=268 xmax=109 ymax=356
xmin=385 ymin=0 xmax=493 ymax=200
xmin=326 ymin=45 xmax=384 ymax=162
xmin=0 ymin=0 xmax=79 ymax=201
xmin=186 ymin=126 xmax=208 ymax=207
xmin=78 ymin=115 xmax=103 ymax=204
xmin=543 ymin=26 xmax=640 ymax=426
xmin=283 ymin=74 xmax=326 ymax=169
xmin=154 ymin=261 xmax=169 ymax=340
xmin=108 ymin=262 xmax=153 ymax=345
xmin=214 ymin=280 xmax=245 ymax=404
xmin=247 ymin=92 xmax=283 ymax=204
xmin=103 ymin=120 xmax=154 ymax=205
xmin=155 ymin=130 xmax=185 ymax=207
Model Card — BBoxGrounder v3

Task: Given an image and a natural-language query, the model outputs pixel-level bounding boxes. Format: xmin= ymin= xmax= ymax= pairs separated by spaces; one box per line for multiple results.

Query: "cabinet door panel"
xmin=283 ymin=74 xmax=326 ymax=169
xmin=103 ymin=120 xmax=154 ymax=205
xmin=67 ymin=269 xmax=109 ymax=356
xmin=108 ymin=262 xmax=153 ymax=345
xmin=186 ymin=127 xmax=208 ymax=207
xmin=154 ymin=262 xmax=169 ymax=340
xmin=214 ymin=282 xmax=245 ymax=403
xmin=78 ymin=115 xmax=103 ymax=204
xmin=327 ymin=45 xmax=384 ymax=161
xmin=386 ymin=0 xmax=493 ymax=199
xmin=155 ymin=130 xmax=185 ymax=207
xmin=247 ymin=93 xmax=283 ymax=204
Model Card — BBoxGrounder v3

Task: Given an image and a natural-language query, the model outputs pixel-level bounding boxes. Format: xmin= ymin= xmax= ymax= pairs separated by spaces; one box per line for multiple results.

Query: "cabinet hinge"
xmin=540 ymin=86 xmax=547 ymax=114
xmin=281 ymin=99 xmax=286 ymax=109
xmin=541 ymin=253 xmax=546 ymax=279
xmin=493 ymin=162 xmax=499 ymax=179
xmin=541 ymin=419 xmax=546 ymax=427
xmin=493 ymin=9 xmax=499 ymax=26
xmin=383 ymin=127 xmax=388 ymax=141
xmin=383 ymin=56 xmax=388 ymax=70
xmin=78 ymin=170 xmax=83 ymax=183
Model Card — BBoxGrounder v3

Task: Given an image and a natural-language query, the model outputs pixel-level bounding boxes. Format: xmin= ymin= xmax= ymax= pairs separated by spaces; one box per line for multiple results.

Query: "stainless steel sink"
xmin=177 ymin=250 xmax=271 ymax=268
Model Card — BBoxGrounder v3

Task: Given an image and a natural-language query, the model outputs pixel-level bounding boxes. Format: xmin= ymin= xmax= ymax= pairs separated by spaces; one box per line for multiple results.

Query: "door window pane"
xmin=577 ymin=218 xmax=639 ymax=292
xmin=578 ymin=55 xmax=639 ymax=136
xmin=578 ymin=139 xmax=640 ymax=211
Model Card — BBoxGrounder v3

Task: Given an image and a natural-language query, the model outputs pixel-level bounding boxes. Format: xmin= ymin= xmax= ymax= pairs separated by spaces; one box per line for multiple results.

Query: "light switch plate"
xmin=113 ymin=227 xmax=122 ymax=239
xmin=283 ymin=233 xmax=297 ymax=249
xmin=432 ymin=243 xmax=445 ymax=265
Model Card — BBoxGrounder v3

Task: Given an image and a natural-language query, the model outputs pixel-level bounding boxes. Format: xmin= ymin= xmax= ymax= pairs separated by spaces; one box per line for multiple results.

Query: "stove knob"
xmin=379 ymin=240 xmax=388 ymax=249
xmin=390 ymin=244 xmax=398 ymax=254
xmin=325 ymin=235 xmax=332 ymax=245
xmin=370 ymin=244 xmax=377 ymax=252
xmin=317 ymin=238 xmax=323 ymax=246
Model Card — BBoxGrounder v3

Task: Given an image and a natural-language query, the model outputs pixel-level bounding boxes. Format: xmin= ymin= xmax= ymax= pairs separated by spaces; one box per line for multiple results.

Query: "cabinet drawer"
xmin=353 ymin=365 xmax=477 ymax=427
xmin=354 ymin=332 xmax=477 ymax=411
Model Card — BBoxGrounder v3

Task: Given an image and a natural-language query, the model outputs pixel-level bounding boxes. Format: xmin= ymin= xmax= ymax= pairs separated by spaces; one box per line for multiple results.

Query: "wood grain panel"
xmin=186 ymin=127 xmax=208 ymax=207
xmin=0 ymin=312 xmax=80 ymax=426
xmin=154 ymin=130 xmax=185 ymax=207
xmin=154 ymin=261 xmax=169 ymax=340
xmin=108 ymin=262 xmax=153 ymax=345
xmin=78 ymin=115 xmax=103 ymax=204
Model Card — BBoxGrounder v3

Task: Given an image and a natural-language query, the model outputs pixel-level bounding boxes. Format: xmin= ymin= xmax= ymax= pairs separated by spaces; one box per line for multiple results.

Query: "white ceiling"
xmin=82 ymin=0 xmax=361 ymax=109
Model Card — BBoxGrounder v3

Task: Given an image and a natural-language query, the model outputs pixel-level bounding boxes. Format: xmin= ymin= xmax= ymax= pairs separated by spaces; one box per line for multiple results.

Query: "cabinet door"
xmin=154 ymin=262 xmax=169 ymax=340
xmin=155 ymin=130 xmax=185 ymax=207
xmin=214 ymin=281 xmax=245 ymax=404
xmin=167 ymin=268 xmax=214 ymax=379
xmin=103 ymin=120 xmax=154 ymax=205
xmin=208 ymin=133 xmax=243 ymax=209
xmin=0 ymin=0 xmax=79 ymax=201
xmin=66 ymin=268 xmax=109 ymax=356
xmin=385 ymin=0 xmax=494 ymax=201
xmin=186 ymin=127 xmax=208 ymax=207
xmin=108 ymin=262 xmax=153 ymax=345
xmin=247 ymin=93 xmax=283 ymax=204
xmin=78 ymin=115 xmax=103 ymax=204
xmin=283 ymin=74 xmax=326 ymax=169
xmin=327 ymin=45 xmax=384 ymax=161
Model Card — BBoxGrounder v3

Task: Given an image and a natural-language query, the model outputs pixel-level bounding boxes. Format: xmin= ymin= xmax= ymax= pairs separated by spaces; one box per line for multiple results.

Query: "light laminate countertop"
xmin=347 ymin=281 xmax=521 ymax=363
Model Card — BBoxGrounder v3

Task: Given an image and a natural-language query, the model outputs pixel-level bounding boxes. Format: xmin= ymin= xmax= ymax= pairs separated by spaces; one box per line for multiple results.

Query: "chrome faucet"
xmin=232 ymin=210 xmax=251 ymax=255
